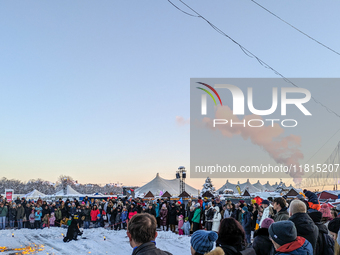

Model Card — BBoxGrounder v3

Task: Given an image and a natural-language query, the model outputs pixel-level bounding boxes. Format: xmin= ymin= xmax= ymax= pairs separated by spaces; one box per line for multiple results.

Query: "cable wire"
xmin=250 ymin=0 xmax=340 ymax=56
xmin=167 ymin=0 xmax=340 ymax=118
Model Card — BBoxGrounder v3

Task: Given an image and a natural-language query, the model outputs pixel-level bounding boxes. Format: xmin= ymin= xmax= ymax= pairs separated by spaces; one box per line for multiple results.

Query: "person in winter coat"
xmin=304 ymin=190 xmax=321 ymax=211
xmin=35 ymin=209 xmax=42 ymax=229
xmin=289 ymin=200 xmax=319 ymax=253
xmin=192 ymin=203 xmax=201 ymax=233
xmin=216 ymin=218 xmax=256 ymax=255
xmin=212 ymin=206 xmax=221 ymax=232
xmin=178 ymin=215 xmax=184 ymax=235
xmin=9 ymin=204 xmax=17 ymax=229
xmin=273 ymin=197 xmax=289 ymax=222
xmin=16 ymin=203 xmax=25 ymax=229
xmin=128 ymin=204 xmax=138 ymax=220
xmin=63 ymin=219 xmax=82 ymax=242
xmin=29 ymin=210 xmax=35 ymax=229
xmin=223 ymin=204 xmax=232 ymax=219
xmin=90 ymin=205 xmax=100 ymax=227
xmin=154 ymin=201 xmax=160 ymax=228
xmin=49 ymin=212 xmax=56 ymax=227
xmin=121 ymin=207 xmax=128 ymax=230
xmin=24 ymin=203 xmax=32 ymax=228
xmin=253 ymin=218 xmax=275 ymax=255
xmin=168 ymin=203 xmax=178 ymax=233
xmin=269 ymin=221 xmax=313 ymax=255
xmin=308 ymin=211 xmax=334 ymax=255
xmin=145 ymin=204 xmax=156 ymax=219
xmin=159 ymin=204 xmax=168 ymax=231
xmin=241 ymin=206 xmax=252 ymax=244
xmin=328 ymin=218 xmax=340 ymax=255
xmin=54 ymin=207 xmax=63 ymax=227
xmin=182 ymin=217 xmax=190 ymax=236
xmin=191 ymin=230 xmax=224 ymax=255
xmin=259 ymin=200 xmax=272 ymax=227
xmin=42 ymin=213 xmax=50 ymax=228
xmin=319 ymin=203 xmax=333 ymax=223
xmin=205 ymin=202 xmax=215 ymax=231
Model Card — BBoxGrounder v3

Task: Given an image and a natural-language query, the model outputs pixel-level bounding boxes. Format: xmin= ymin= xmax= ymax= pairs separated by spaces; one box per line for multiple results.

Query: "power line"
xmin=250 ymin=0 xmax=340 ymax=56
xmin=167 ymin=0 xmax=340 ymax=119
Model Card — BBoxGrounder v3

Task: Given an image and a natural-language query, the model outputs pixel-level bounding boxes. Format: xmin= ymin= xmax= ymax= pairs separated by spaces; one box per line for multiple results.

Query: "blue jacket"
xmin=304 ymin=191 xmax=319 ymax=204
xmin=276 ymin=238 xmax=313 ymax=255
xmin=121 ymin=211 xmax=128 ymax=222
xmin=154 ymin=204 xmax=160 ymax=218
xmin=182 ymin=221 xmax=191 ymax=235
xmin=35 ymin=211 xmax=42 ymax=221
xmin=241 ymin=211 xmax=252 ymax=233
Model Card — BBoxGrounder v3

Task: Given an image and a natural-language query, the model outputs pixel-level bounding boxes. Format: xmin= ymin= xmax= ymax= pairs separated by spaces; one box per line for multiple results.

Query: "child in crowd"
xmin=182 ymin=217 xmax=191 ymax=236
xmin=60 ymin=217 xmax=69 ymax=228
xmin=178 ymin=215 xmax=184 ymax=235
xmin=29 ymin=210 xmax=35 ymax=229
xmin=49 ymin=212 xmax=56 ymax=227
xmin=42 ymin=213 xmax=50 ymax=228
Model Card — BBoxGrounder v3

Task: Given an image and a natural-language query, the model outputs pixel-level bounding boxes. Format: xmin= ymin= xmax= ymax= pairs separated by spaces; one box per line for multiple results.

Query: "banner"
xmin=5 ymin=189 xmax=14 ymax=202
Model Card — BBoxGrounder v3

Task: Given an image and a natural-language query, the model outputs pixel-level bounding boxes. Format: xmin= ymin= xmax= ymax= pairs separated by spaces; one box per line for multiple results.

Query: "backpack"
xmin=322 ymin=232 xmax=334 ymax=255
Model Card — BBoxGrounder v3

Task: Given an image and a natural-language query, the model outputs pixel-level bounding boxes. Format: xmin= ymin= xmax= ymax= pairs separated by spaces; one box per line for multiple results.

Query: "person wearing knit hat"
xmin=253 ymin=218 xmax=275 ymax=255
xmin=259 ymin=200 xmax=271 ymax=227
xmin=241 ymin=206 xmax=252 ymax=244
xmin=190 ymin=230 xmax=223 ymax=255
xmin=192 ymin=203 xmax=202 ymax=233
xmin=328 ymin=218 xmax=340 ymax=241
xmin=269 ymin=221 xmax=313 ymax=254
xmin=319 ymin=203 xmax=332 ymax=222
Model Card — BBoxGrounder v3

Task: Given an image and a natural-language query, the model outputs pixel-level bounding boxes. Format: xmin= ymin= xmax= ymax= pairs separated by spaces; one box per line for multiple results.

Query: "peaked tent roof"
xmin=286 ymin=188 xmax=299 ymax=197
xmin=54 ymin=185 xmax=81 ymax=196
xmin=144 ymin=191 xmax=154 ymax=198
xmin=253 ymin=180 xmax=266 ymax=192
xmin=239 ymin=179 xmax=260 ymax=193
xmin=135 ymin=173 xmax=199 ymax=196
xmin=24 ymin=189 xmax=46 ymax=199
xmin=161 ymin=191 xmax=172 ymax=198
xmin=201 ymin=191 xmax=214 ymax=198
xmin=178 ymin=191 xmax=191 ymax=198
xmin=264 ymin=181 xmax=274 ymax=191
xmin=242 ymin=190 xmax=251 ymax=196
xmin=217 ymin=180 xmax=237 ymax=193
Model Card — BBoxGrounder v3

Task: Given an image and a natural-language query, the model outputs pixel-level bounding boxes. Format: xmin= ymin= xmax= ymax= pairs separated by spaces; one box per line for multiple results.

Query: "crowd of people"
xmin=2 ymin=189 xmax=340 ymax=255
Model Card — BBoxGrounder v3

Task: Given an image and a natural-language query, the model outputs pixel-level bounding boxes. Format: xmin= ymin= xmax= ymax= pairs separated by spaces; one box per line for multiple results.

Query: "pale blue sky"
xmin=0 ymin=1 xmax=340 ymax=189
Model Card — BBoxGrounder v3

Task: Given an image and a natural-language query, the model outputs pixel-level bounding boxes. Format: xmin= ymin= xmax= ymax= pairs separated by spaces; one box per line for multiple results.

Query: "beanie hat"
xmin=328 ymin=218 xmax=340 ymax=233
xmin=242 ymin=207 xmax=248 ymax=213
xmin=239 ymin=200 xmax=245 ymax=204
xmin=308 ymin=211 xmax=322 ymax=223
xmin=208 ymin=202 xmax=212 ymax=207
xmin=261 ymin=218 xmax=274 ymax=229
xmin=195 ymin=203 xmax=200 ymax=208
xmin=319 ymin=204 xmax=332 ymax=218
xmin=251 ymin=199 xmax=256 ymax=204
xmin=261 ymin=200 xmax=269 ymax=205
xmin=191 ymin=230 xmax=218 ymax=254
xmin=269 ymin=221 xmax=297 ymax=246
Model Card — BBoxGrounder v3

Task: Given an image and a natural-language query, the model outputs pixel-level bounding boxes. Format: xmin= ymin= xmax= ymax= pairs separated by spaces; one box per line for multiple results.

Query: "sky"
xmin=0 ymin=0 xmax=340 ymax=190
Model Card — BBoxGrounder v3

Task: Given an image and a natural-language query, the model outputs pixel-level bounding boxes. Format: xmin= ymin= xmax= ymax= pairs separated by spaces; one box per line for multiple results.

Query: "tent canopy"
xmin=54 ymin=185 xmax=81 ymax=196
xmin=135 ymin=173 xmax=199 ymax=196
xmin=24 ymin=189 xmax=46 ymax=199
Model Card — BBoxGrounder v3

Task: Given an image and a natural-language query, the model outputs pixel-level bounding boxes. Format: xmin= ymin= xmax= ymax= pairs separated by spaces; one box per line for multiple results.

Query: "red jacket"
xmin=90 ymin=209 xmax=100 ymax=221
xmin=128 ymin=211 xmax=137 ymax=219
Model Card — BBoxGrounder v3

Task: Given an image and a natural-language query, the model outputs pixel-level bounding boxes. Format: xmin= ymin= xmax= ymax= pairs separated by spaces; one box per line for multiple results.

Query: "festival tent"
xmin=217 ymin=180 xmax=238 ymax=194
xmin=144 ymin=191 xmax=155 ymax=198
xmin=161 ymin=191 xmax=172 ymax=198
xmin=178 ymin=191 xmax=191 ymax=198
xmin=24 ymin=189 xmax=46 ymax=200
xmin=134 ymin=173 xmax=199 ymax=197
xmin=271 ymin=182 xmax=279 ymax=190
xmin=285 ymin=188 xmax=300 ymax=197
xmin=239 ymin=179 xmax=260 ymax=193
xmin=264 ymin=181 xmax=274 ymax=191
xmin=253 ymin=180 xmax=266 ymax=192
xmin=54 ymin=185 xmax=82 ymax=197
xmin=202 ymin=191 xmax=214 ymax=198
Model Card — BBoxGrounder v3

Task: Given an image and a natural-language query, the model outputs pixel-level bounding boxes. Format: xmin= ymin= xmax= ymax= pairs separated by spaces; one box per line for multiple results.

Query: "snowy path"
xmin=0 ymin=228 xmax=191 ymax=254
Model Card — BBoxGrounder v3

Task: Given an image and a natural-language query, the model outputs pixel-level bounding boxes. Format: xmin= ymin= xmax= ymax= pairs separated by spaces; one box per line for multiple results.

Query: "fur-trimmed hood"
xmin=205 ymin=247 xmax=224 ymax=255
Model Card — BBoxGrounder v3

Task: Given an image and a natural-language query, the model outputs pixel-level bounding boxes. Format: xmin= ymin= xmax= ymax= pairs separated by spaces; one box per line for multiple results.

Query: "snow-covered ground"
xmin=0 ymin=228 xmax=191 ymax=254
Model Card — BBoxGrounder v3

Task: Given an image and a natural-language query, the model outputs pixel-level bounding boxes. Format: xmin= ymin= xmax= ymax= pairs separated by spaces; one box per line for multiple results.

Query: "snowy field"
xmin=0 ymin=228 xmax=191 ymax=254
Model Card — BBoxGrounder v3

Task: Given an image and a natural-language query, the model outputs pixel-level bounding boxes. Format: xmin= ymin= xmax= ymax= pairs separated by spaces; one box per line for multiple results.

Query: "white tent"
xmin=253 ymin=180 xmax=266 ymax=192
xmin=54 ymin=185 xmax=82 ymax=197
xmin=24 ymin=189 xmax=46 ymax=199
xmin=217 ymin=180 xmax=238 ymax=194
xmin=263 ymin=181 xmax=274 ymax=191
xmin=135 ymin=173 xmax=199 ymax=197
xmin=239 ymin=179 xmax=260 ymax=193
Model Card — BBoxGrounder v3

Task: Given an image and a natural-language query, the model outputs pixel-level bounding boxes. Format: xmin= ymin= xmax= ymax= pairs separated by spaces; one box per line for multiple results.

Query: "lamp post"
xmin=176 ymin=166 xmax=186 ymax=194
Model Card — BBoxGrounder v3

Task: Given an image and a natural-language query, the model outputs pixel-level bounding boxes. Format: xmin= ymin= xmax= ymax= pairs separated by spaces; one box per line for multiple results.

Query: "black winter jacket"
xmin=252 ymin=228 xmax=275 ymax=255
xmin=132 ymin=242 xmax=172 ymax=255
xmin=289 ymin=213 xmax=319 ymax=252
